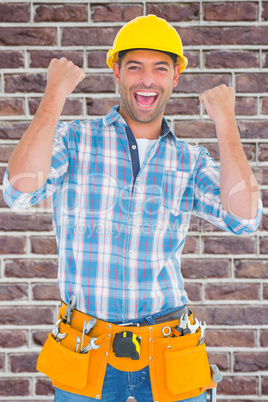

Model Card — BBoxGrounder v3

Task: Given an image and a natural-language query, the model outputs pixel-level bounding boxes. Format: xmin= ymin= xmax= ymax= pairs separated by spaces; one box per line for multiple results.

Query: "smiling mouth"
xmin=134 ymin=91 xmax=159 ymax=107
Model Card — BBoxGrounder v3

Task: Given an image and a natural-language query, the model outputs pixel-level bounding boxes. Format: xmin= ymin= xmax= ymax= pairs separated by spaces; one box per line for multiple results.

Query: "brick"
xmin=259 ymin=143 xmax=268 ymax=161
xmin=0 ymin=3 xmax=30 ymax=22
xmin=261 ymin=98 xmax=268 ymax=114
xmin=260 ymin=216 xmax=268 ymax=232
xmin=0 ymin=121 xmax=29 ymax=140
xmin=0 ymin=192 xmax=6 ymax=208
xmin=0 ymin=98 xmax=24 ymax=116
xmin=263 ymin=52 xmax=268 ymax=68
xmin=0 ymin=145 xmax=15 ymax=162
xmin=32 ymin=283 xmax=60 ymax=300
xmin=181 ymin=259 xmax=230 ymax=279
xmin=235 ymin=97 xmax=257 ymax=116
xmin=205 ymin=283 xmax=259 ymax=301
xmin=5 ymin=259 xmax=58 ymax=279
xmin=165 ymin=98 xmax=199 ymax=115
xmin=0 ymin=307 xmax=54 ymax=325
xmin=238 ymin=120 xmax=268 ymax=139
xmin=0 ymin=330 xmax=27 ymax=348
xmin=184 ymin=282 xmax=202 ymax=301
xmin=234 ymin=352 xmax=268 ymax=372
xmin=262 ymin=3 xmax=268 ymax=20
xmin=202 ymin=142 xmax=255 ymax=162
xmin=0 ymin=167 xmax=5 ymax=185
xmin=0 ymin=378 xmax=29 ymax=396
xmin=205 ymin=329 xmax=256 ymax=348
xmin=0 ymin=236 xmax=26 ymax=255
xmin=204 ymin=2 xmax=257 ymax=21
xmin=216 ymin=375 xmax=258 ymax=395
xmin=237 ymin=74 xmax=268 ymax=93
xmin=178 ymin=26 xmax=268 ymax=46
xmin=184 ymin=50 xmax=200 ymax=69
xmin=174 ymin=73 xmax=230 ymax=93
xmin=264 ymin=284 xmax=268 ymax=300
xmin=35 ymin=378 xmax=54 ymax=395
xmin=5 ymin=73 xmax=46 ymax=93
xmin=182 ymin=236 xmax=199 ymax=254
xmin=86 ymin=97 xmax=120 ymax=115
xmin=192 ymin=305 xmax=268 ymax=325
xmin=207 ymin=351 xmax=229 ymax=371
xmin=0 ymin=51 xmax=24 ymax=69
xmin=260 ymin=330 xmax=268 ymax=347
xmin=10 ymin=353 xmax=39 ymax=373
xmin=29 ymin=50 xmax=83 ymax=68
xmin=0 ymin=284 xmax=28 ymax=301
xmin=29 ymin=97 xmax=83 ymax=116
xmin=0 ymin=28 xmax=57 ymax=46
xmin=204 ymin=50 xmax=259 ymax=69
xmin=203 ymin=237 xmax=255 ymax=254
xmin=0 ymin=354 xmax=4 ymax=371
xmin=91 ymin=4 xmax=142 ymax=22
xmin=30 ymin=236 xmax=57 ymax=254
xmin=146 ymin=3 xmax=199 ymax=21
xmin=74 ymin=75 xmax=115 ymax=93
xmin=0 ymin=213 xmax=52 ymax=231
xmin=235 ymin=260 xmax=268 ymax=279
xmin=87 ymin=51 xmax=107 ymax=68
xmin=260 ymin=237 xmax=268 ymax=254
xmin=262 ymin=377 xmax=268 ymax=395
xmin=34 ymin=4 xmax=87 ymax=22
xmin=32 ymin=330 xmax=50 ymax=347
xmin=174 ymin=121 xmax=216 ymax=139
xmin=262 ymin=190 xmax=268 ymax=208
xmin=62 ymin=27 xmax=119 ymax=46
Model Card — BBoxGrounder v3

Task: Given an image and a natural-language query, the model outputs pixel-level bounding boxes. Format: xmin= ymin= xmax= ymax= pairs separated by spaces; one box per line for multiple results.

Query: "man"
xmin=3 ymin=14 xmax=263 ymax=402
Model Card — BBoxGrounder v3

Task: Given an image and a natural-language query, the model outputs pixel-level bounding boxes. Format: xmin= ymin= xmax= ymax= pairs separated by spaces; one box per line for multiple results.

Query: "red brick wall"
xmin=0 ymin=1 xmax=267 ymax=401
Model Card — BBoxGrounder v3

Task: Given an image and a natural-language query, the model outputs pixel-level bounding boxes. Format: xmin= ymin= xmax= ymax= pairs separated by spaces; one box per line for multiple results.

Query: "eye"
xmin=157 ymin=67 xmax=168 ymax=71
xmin=128 ymin=66 xmax=140 ymax=70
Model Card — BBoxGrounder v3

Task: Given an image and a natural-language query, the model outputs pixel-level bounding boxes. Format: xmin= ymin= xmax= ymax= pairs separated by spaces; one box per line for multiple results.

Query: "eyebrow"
xmin=125 ymin=60 xmax=171 ymax=67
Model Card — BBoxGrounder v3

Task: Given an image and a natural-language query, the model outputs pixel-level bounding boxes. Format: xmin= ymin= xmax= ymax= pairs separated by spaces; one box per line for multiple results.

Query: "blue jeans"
xmin=54 ymin=364 xmax=207 ymax=401
xmin=54 ymin=306 xmax=207 ymax=402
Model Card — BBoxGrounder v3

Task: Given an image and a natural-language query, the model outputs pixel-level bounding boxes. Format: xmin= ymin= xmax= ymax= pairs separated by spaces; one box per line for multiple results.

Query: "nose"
xmin=139 ymin=68 xmax=155 ymax=88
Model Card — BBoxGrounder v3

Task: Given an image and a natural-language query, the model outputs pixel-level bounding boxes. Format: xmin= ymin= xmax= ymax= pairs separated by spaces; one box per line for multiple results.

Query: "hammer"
xmin=209 ymin=364 xmax=223 ymax=402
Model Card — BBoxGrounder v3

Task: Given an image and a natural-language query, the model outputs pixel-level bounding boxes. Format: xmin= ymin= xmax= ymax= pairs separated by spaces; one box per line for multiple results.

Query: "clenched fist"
xmin=199 ymin=84 xmax=236 ymax=125
xmin=46 ymin=57 xmax=86 ymax=98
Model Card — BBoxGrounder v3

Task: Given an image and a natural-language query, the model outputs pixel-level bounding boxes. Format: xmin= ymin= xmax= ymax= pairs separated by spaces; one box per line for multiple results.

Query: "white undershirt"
xmin=136 ymin=138 xmax=158 ymax=167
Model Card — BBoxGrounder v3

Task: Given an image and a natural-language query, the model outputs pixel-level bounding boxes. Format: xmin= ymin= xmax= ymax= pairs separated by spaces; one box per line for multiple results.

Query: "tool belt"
xmin=36 ymin=302 xmax=211 ymax=402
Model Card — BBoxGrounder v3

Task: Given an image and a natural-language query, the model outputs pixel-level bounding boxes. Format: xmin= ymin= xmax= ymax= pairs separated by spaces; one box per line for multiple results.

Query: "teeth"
xmin=135 ymin=91 xmax=158 ymax=97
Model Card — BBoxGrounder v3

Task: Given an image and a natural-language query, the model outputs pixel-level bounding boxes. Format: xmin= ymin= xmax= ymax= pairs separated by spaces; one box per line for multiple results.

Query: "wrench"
xmin=52 ymin=319 xmax=67 ymax=342
xmin=171 ymin=312 xmax=189 ymax=337
xmin=187 ymin=318 xmax=199 ymax=334
xmin=198 ymin=321 xmax=207 ymax=345
xmin=75 ymin=336 xmax=80 ymax=353
xmin=80 ymin=337 xmax=100 ymax=354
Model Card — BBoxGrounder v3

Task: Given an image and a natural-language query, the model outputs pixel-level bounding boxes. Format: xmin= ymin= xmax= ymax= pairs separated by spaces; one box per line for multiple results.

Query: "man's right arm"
xmin=7 ymin=58 xmax=86 ymax=193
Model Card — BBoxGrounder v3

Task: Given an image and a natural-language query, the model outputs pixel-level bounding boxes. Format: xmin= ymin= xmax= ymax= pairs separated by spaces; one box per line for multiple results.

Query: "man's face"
xmin=113 ymin=49 xmax=180 ymax=124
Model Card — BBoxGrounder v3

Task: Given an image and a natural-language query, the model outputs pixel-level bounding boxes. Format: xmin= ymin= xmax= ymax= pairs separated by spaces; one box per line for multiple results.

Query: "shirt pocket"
xmin=161 ymin=169 xmax=192 ymax=216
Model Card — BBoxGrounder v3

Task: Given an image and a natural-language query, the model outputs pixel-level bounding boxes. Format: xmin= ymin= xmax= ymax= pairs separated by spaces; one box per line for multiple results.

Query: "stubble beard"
xmin=119 ymin=82 xmax=173 ymax=124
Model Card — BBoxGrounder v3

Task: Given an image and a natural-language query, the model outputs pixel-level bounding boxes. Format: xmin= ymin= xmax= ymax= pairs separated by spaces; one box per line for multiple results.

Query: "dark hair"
xmin=117 ymin=49 xmax=178 ymax=70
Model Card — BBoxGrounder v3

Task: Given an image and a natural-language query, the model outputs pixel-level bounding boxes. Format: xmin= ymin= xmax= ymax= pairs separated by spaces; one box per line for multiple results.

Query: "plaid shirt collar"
xmin=103 ymin=104 xmax=175 ymax=142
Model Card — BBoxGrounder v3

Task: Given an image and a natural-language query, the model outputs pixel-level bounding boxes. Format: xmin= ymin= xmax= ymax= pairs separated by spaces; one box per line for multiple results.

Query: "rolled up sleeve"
xmin=3 ymin=121 xmax=69 ymax=211
xmin=192 ymin=146 xmax=263 ymax=235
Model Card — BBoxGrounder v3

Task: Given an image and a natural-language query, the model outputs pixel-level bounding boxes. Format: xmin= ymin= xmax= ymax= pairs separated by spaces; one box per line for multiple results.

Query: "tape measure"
xmin=113 ymin=331 xmax=141 ymax=360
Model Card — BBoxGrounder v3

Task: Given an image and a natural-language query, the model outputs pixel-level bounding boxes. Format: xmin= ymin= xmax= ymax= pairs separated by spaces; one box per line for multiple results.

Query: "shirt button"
xmin=136 ymin=177 xmax=140 ymax=182
xmin=132 ymin=145 xmax=136 ymax=150
xmin=129 ymin=250 xmax=132 ymax=255
xmin=128 ymin=284 xmax=133 ymax=289
xmin=133 ymin=213 xmax=136 ymax=217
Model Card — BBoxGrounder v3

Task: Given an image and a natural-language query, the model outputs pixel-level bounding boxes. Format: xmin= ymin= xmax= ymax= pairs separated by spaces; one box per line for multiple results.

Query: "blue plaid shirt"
xmin=3 ymin=106 xmax=263 ymax=321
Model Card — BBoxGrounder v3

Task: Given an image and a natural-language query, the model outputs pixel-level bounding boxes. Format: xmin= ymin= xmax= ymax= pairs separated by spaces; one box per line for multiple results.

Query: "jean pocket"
xmin=161 ymin=170 xmax=192 ymax=216
xmin=164 ymin=343 xmax=211 ymax=395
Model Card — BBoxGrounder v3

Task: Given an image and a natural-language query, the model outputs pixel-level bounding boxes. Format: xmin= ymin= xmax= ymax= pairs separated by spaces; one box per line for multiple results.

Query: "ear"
xmin=113 ymin=62 xmax=120 ymax=84
xmin=173 ymin=65 xmax=180 ymax=88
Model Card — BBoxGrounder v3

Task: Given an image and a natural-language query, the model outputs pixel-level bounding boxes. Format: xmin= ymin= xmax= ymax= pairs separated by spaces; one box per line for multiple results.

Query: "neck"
xmin=119 ymin=107 xmax=163 ymax=139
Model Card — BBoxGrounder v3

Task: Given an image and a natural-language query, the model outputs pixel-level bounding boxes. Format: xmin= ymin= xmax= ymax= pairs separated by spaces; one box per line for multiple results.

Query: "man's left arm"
xmin=199 ymin=84 xmax=260 ymax=220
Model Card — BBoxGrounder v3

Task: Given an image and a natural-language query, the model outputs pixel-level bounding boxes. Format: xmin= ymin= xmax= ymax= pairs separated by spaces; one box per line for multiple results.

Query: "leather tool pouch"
xmin=37 ymin=332 xmax=90 ymax=390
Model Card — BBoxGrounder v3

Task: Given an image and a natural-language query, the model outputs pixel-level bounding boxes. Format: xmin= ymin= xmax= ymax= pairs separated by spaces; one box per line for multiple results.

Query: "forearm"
xmin=8 ymin=90 xmax=66 ymax=193
xmin=216 ymin=117 xmax=260 ymax=219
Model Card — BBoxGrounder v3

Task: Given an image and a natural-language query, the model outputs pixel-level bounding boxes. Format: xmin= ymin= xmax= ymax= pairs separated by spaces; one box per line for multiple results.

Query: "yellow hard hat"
xmin=106 ymin=15 xmax=188 ymax=73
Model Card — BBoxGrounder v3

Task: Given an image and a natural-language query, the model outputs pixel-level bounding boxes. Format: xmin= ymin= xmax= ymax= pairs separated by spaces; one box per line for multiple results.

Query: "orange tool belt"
xmin=37 ymin=303 xmax=212 ymax=401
